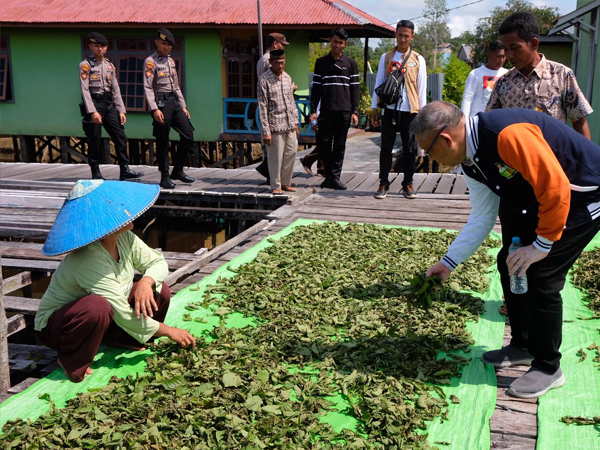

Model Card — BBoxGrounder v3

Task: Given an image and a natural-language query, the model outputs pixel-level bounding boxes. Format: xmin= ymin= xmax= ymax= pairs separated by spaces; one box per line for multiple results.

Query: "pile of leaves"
xmin=571 ymin=247 xmax=600 ymax=317
xmin=1 ymin=222 xmax=497 ymax=449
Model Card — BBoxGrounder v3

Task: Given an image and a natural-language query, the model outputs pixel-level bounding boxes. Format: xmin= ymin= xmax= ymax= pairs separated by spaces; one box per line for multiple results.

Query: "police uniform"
xmin=144 ymin=29 xmax=194 ymax=188
xmin=79 ymin=32 xmax=142 ymax=180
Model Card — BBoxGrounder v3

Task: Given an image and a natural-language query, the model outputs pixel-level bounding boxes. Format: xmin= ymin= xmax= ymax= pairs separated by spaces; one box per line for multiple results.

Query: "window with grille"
xmin=225 ymin=39 xmax=256 ymax=98
xmin=0 ymin=36 xmax=14 ymax=102
xmin=81 ymin=36 xmax=184 ymax=112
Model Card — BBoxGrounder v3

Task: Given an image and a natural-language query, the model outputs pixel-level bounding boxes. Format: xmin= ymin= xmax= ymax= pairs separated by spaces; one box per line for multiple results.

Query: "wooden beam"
xmin=148 ymin=204 xmax=271 ymax=220
xmin=2 ymin=271 xmax=32 ymax=295
xmin=4 ymin=296 xmax=41 ymax=315
xmin=0 ymin=263 xmax=11 ymax=392
xmin=165 ymin=219 xmax=269 ymax=287
xmin=7 ymin=314 xmax=26 ymax=337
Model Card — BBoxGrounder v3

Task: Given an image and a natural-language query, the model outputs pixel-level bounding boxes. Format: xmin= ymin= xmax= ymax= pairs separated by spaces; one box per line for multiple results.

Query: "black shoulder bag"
xmin=374 ymin=49 xmax=412 ymax=108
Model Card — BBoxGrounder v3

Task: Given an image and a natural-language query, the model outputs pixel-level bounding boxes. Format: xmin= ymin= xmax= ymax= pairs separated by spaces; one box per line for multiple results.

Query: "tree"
xmin=442 ymin=56 xmax=472 ymax=106
xmin=369 ymin=38 xmax=395 ymax=72
xmin=417 ymin=0 xmax=451 ymax=70
xmin=470 ymin=0 xmax=559 ymax=65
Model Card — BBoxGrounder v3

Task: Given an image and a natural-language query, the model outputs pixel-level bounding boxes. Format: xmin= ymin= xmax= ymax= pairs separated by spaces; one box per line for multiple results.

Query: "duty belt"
xmin=156 ymin=92 xmax=177 ymax=100
xmin=91 ymin=93 xmax=113 ymax=102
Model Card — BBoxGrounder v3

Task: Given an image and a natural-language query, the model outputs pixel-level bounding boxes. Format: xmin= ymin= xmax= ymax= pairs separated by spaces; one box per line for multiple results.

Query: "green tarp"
xmin=1 ymin=219 xmax=596 ymax=449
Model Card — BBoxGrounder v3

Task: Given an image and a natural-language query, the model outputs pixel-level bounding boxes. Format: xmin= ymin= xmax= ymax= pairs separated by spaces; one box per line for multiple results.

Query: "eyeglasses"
xmin=424 ymin=125 xmax=447 ymax=158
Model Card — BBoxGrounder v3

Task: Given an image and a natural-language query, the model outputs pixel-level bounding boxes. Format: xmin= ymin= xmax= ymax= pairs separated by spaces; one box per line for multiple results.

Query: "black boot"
xmin=119 ymin=165 xmax=144 ymax=181
xmin=91 ymin=166 xmax=105 ymax=180
xmin=170 ymin=168 xmax=194 ymax=183
xmin=160 ymin=173 xmax=175 ymax=189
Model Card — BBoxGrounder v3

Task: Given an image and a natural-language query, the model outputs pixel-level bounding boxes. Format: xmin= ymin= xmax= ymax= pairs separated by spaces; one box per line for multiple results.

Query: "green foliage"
xmin=369 ymin=38 xmax=395 ymax=72
xmin=358 ymin=81 xmax=372 ymax=116
xmin=571 ymin=247 xmax=600 ymax=317
xmin=467 ymin=0 xmax=559 ymax=66
xmin=442 ymin=56 xmax=472 ymax=107
xmin=309 ymin=41 xmax=366 ymax=74
xmin=1 ymin=223 xmax=498 ymax=449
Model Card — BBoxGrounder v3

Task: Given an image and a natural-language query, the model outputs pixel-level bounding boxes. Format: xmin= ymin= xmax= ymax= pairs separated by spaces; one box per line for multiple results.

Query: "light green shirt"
xmin=34 ymin=231 xmax=168 ymax=343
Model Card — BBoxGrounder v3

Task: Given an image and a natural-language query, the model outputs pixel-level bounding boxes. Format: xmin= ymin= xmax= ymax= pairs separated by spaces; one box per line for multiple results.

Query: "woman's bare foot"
xmin=281 ymin=185 xmax=296 ymax=192
xmin=57 ymin=358 xmax=93 ymax=381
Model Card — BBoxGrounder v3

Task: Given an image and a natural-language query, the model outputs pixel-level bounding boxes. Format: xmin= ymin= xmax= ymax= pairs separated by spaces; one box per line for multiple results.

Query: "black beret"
xmin=269 ymin=48 xmax=285 ymax=60
xmin=157 ymin=28 xmax=175 ymax=45
xmin=88 ymin=32 xmax=108 ymax=46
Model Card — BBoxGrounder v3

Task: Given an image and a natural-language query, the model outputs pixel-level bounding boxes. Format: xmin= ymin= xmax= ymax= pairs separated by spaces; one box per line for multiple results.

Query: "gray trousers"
xmin=267 ymin=131 xmax=298 ymax=190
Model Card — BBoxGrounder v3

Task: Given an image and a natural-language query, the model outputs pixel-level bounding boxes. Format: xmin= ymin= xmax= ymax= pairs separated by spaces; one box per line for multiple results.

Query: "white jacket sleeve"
xmin=441 ymin=173 xmax=499 ymax=271
xmin=461 ymin=71 xmax=477 ymax=117
xmin=370 ymin=53 xmax=387 ymax=109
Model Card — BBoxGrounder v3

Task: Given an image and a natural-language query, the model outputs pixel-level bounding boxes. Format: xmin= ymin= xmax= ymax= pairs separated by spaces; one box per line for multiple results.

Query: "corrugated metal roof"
xmin=1 ymin=0 xmax=394 ymax=32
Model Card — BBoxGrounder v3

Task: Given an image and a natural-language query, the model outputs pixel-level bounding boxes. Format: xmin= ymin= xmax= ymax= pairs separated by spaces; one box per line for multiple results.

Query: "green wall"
xmin=0 ymin=28 xmax=224 ymax=141
xmin=281 ymin=30 xmax=310 ymax=96
xmin=574 ymin=0 xmax=600 ymax=144
xmin=538 ymin=43 xmax=572 ymax=68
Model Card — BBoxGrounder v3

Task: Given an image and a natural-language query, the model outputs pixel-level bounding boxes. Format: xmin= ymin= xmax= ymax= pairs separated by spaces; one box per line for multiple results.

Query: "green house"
xmin=0 ymin=0 xmax=393 ymax=163
xmin=549 ymin=0 xmax=599 ymax=144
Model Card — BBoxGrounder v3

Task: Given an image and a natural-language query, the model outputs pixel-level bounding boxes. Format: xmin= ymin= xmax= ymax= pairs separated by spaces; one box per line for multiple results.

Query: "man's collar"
xmin=531 ymin=53 xmax=547 ymax=78
xmin=464 ymin=114 xmax=480 ymax=165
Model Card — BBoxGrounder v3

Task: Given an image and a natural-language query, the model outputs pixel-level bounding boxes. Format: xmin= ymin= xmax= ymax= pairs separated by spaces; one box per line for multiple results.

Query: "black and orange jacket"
xmin=465 ymin=108 xmax=600 ymax=242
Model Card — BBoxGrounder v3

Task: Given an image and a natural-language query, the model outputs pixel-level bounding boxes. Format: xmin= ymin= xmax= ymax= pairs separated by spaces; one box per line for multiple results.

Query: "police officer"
xmin=79 ymin=32 xmax=143 ymax=181
xmin=144 ymin=29 xmax=195 ymax=189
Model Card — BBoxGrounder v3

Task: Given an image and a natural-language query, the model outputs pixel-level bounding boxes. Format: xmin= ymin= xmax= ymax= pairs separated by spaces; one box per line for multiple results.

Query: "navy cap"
xmin=88 ymin=32 xmax=108 ymax=46
xmin=157 ymin=28 xmax=175 ymax=45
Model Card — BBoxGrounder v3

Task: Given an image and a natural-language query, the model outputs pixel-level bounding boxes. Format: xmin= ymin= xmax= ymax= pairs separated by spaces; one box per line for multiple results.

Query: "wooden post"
xmin=12 ymin=137 xmax=20 ymax=162
xmin=100 ymin=139 xmax=111 ymax=164
xmin=192 ymin=142 xmax=200 ymax=167
xmin=60 ymin=137 xmax=70 ymax=164
xmin=19 ymin=136 xmax=36 ymax=163
xmin=363 ymin=37 xmax=369 ymax=82
xmin=148 ymin=140 xmax=155 ymax=166
xmin=0 ymin=261 xmax=11 ymax=393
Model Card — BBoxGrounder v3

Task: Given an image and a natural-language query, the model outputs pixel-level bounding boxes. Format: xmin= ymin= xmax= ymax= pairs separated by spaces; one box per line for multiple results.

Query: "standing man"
xmin=461 ymin=40 xmax=507 ymax=117
xmin=413 ymin=101 xmax=600 ymax=398
xmin=487 ymin=12 xmax=593 ymax=138
xmin=79 ymin=32 xmax=143 ymax=181
xmin=486 ymin=12 xmax=594 ymax=316
xmin=257 ymin=49 xmax=299 ymax=195
xmin=255 ymin=33 xmax=290 ymax=183
xmin=310 ymin=28 xmax=359 ymax=190
xmin=371 ymin=20 xmax=427 ymax=200
xmin=144 ymin=29 xmax=195 ymax=189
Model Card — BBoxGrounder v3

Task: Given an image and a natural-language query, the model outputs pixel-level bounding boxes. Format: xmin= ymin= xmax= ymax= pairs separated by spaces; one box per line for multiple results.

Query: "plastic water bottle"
xmin=509 ymin=236 xmax=528 ymax=294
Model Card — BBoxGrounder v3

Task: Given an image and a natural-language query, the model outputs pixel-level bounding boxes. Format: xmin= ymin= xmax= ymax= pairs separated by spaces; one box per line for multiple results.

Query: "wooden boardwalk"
xmin=0 ymin=162 xmax=536 ymax=449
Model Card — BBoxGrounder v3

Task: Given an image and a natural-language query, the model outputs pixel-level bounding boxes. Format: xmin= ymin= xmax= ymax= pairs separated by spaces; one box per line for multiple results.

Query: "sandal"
xmin=281 ymin=185 xmax=296 ymax=192
xmin=272 ymin=189 xmax=285 ymax=195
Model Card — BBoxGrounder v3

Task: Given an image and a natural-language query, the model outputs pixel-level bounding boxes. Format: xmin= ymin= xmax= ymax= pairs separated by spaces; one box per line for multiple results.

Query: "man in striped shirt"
xmin=310 ymin=28 xmax=359 ymax=190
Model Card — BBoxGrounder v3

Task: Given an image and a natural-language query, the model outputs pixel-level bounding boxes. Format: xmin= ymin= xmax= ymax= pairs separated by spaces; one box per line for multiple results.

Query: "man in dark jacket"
xmin=413 ymin=101 xmax=600 ymax=399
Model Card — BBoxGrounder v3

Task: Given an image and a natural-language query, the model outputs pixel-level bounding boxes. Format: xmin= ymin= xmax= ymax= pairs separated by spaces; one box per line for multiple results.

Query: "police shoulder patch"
xmin=81 ymin=72 xmax=88 ymax=80
xmin=146 ymin=61 xmax=155 ymax=70
xmin=145 ymin=69 xmax=153 ymax=78
xmin=81 ymin=64 xmax=90 ymax=73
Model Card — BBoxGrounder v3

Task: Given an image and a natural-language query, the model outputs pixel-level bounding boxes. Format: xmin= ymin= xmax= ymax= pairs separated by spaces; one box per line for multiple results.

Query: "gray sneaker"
xmin=507 ymin=367 xmax=566 ymax=398
xmin=481 ymin=344 xmax=533 ymax=368
xmin=402 ymin=183 xmax=417 ymax=199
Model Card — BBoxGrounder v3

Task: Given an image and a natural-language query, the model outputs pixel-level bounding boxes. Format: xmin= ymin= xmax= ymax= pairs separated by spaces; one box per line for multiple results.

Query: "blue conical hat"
xmin=42 ymin=180 xmax=160 ymax=256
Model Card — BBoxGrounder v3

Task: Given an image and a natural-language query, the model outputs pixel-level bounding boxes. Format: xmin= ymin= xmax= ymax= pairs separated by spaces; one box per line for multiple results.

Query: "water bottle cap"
xmin=512 ymin=236 xmax=521 ymax=243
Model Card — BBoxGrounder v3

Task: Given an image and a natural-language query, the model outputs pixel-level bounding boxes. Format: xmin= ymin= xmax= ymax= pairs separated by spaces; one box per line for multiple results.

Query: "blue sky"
xmin=347 ymin=0 xmax=577 ymax=38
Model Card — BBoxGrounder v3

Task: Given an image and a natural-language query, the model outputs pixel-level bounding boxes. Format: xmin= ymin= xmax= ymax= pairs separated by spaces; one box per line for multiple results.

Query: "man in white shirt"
xmin=461 ymin=40 xmax=507 ymax=117
xmin=371 ymin=20 xmax=427 ymax=199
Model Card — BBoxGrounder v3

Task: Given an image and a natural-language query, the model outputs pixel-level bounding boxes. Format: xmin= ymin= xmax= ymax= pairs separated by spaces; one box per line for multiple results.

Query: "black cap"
xmin=269 ymin=49 xmax=285 ymax=60
xmin=88 ymin=32 xmax=108 ymax=46
xmin=157 ymin=28 xmax=175 ymax=45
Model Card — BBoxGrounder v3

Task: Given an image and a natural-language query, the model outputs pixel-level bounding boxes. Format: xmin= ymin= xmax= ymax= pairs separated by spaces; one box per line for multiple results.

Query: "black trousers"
xmin=152 ymin=96 xmax=194 ymax=175
xmin=82 ymin=100 xmax=129 ymax=169
xmin=497 ymin=200 xmax=600 ymax=373
xmin=379 ymin=110 xmax=417 ymax=188
xmin=317 ymin=110 xmax=351 ymax=181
